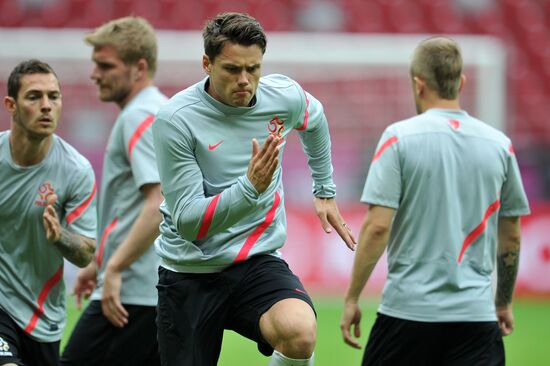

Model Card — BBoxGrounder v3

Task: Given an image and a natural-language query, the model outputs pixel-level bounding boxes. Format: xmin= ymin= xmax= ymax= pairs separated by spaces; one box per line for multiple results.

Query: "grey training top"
xmin=362 ymin=109 xmax=530 ymax=322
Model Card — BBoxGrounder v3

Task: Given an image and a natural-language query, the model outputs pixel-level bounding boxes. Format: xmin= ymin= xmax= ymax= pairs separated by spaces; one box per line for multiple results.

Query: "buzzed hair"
xmin=85 ymin=16 xmax=158 ymax=77
xmin=410 ymin=37 xmax=463 ymax=99
xmin=203 ymin=12 xmax=267 ymax=62
xmin=7 ymin=59 xmax=58 ymax=100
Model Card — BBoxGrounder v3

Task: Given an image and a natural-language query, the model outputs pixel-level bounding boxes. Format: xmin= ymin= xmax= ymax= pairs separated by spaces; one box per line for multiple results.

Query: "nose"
xmin=237 ymin=70 xmax=249 ymax=86
xmin=40 ymin=95 xmax=52 ymax=111
xmin=90 ymin=66 xmax=100 ymax=81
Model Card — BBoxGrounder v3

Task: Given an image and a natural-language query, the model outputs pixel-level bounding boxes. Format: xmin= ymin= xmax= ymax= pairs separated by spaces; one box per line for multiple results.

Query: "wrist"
xmin=105 ymin=260 xmax=123 ymax=274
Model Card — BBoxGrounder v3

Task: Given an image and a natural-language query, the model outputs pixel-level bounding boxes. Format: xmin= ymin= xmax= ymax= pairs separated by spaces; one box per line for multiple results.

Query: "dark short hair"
xmin=203 ymin=12 xmax=267 ymax=62
xmin=8 ymin=59 xmax=58 ymax=99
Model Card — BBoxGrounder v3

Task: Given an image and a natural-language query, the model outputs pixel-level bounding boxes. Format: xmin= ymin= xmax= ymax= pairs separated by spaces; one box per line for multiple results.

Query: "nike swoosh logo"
xmin=208 ymin=140 xmax=224 ymax=150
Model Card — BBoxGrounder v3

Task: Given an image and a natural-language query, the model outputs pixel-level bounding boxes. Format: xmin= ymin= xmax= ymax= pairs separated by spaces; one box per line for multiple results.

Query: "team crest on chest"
xmin=34 ymin=181 xmax=55 ymax=206
xmin=268 ymin=116 xmax=285 ymax=144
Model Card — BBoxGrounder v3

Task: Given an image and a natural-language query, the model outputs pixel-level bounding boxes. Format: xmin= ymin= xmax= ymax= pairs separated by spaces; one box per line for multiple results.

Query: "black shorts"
xmin=156 ymin=254 xmax=315 ymax=366
xmin=0 ymin=307 xmax=59 ymax=366
xmin=363 ymin=313 xmax=505 ymax=366
xmin=60 ymin=300 xmax=160 ymax=366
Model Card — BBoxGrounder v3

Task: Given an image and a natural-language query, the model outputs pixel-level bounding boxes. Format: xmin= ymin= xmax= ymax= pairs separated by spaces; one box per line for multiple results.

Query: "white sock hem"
xmin=269 ymin=350 xmax=314 ymax=366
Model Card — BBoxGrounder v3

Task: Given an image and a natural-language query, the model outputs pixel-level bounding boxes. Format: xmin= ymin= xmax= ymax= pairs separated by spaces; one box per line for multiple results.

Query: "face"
xmin=90 ymin=45 xmax=136 ymax=106
xmin=4 ymin=73 xmax=61 ymax=139
xmin=204 ymin=42 xmax=263 ymax=107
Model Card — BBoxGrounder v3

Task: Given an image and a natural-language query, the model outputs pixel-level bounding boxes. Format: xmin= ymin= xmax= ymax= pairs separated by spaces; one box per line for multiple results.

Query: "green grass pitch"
xmin=63 ymin=297 xmax=550 ymax=365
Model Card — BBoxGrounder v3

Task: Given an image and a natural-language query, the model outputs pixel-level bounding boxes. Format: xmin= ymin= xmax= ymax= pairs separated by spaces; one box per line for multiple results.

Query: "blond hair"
xmin=85 ymin=16 xmax=157 ymax=77
xmin=410 ymin=37 xmax=462 ymax=99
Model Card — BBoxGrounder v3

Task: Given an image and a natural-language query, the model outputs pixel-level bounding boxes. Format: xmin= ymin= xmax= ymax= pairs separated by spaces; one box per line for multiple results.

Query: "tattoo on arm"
xmin=495 ymin=249 xmax=520 ymax=307
xmin=52 ymin=228 xmax=96 ymax=268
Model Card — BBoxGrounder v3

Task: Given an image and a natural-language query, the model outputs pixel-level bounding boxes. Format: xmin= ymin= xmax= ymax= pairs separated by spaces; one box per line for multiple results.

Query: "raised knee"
xmin=278 ymin=319 xmax=317 ymax=358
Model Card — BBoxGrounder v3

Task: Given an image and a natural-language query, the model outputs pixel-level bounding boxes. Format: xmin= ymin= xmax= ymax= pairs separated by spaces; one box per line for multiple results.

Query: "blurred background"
xmin=2 ymin=1 xmax=550 ymax=364
xmin=1 ymin=0 xmax=549 ymax=311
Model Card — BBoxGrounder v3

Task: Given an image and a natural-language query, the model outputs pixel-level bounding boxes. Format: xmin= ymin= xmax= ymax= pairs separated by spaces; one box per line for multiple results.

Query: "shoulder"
xmin=51 ymin=135 xmax=93 ymax=174
xmin=466 ymin=115 xmax=511 ymax=147
xmin=156 ymin=81 xmax=203 ymax=122
xmin=115 ymin=87 xmax=168 ymax=126
xmin=259 ymin=74 xmax=305 ymax=107
xmin=260 ymin=74 xmax=300 ymax=89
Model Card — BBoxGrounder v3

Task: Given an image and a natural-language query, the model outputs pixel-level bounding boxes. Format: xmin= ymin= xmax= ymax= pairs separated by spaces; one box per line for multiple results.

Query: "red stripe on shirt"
xmin=234 ymin=192 xmax=281 ymax=263
xmin=196 ymin=194 xmax=221 ymax=240
xmin=509 ymin=144 xmax=515 ymax=154
xmin=295 ymin=88 xmax=310 ymax=131
xmin=127 ymin=115 xmax=154 ymax=160
xmin=66 ymin=181 xmax=97 ymax=225
xmin=372 ymin=136 xmax=398 ymax=162
xmin=96 ymin=217 xmax=119 ymax=268
xmin=458 ymin=199 xmax=501 ymax=263
xmin=24 ymin=266 xmax=63 ymax=334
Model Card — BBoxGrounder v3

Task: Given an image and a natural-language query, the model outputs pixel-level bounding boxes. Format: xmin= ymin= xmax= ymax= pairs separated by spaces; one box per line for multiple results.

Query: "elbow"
xmin=75 ymin=253 xmax=94 ymax=268
xmin=365 ymin=221 xmax=391 ymax=239
xmin=175 ymin=216 xmax=201 ymax=241
xmin=76 ymin=239 xmax=96 ymax=268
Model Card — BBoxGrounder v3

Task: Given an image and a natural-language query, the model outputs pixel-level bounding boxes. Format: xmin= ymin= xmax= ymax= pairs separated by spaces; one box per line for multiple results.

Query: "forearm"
xmin=345 ymin=226 xmax=388 ymax=302
xmin=345 ymin=207 xmax=392 ymax=303
xmin=298 ymin=117 xmax=335 ymax=197
xmin=170 ymin=175 xmax=260 ymax=241
xmin=52 ymin=229 xmax=95 ymax=268
xmin=106 ymin=205 xmax=162 ymax=272
xmin=495 ymin=216 xmax=521 ymax=307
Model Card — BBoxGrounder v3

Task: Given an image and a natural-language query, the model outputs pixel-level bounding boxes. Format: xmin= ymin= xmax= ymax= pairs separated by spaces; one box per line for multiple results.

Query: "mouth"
xmin=234 ymin=90 xmax=250 ymax=97
xmin=37 ymin=116 xmax=53 ymax=125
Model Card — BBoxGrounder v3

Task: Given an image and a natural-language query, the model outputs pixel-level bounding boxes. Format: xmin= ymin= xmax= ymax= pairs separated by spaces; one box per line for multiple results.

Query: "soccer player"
xmin=0 ymin=59 xmax=97 ymax=366
xmin=60 ymin=16 xmax=166 ymax=366
xmin=152 ymin=12 xmax=356 ymax=366
xmin=341 ymin=36 xmax=530 ymax=365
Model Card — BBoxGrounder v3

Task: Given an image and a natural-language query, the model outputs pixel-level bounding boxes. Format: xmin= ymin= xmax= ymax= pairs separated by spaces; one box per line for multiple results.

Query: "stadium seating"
xmin=1 ymin=0 xmax=549 ymax=143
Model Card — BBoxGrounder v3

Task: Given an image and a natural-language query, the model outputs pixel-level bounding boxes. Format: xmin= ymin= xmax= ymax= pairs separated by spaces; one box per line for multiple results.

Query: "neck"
xmin=421 ymin=95 xmax=461 ymax=113
xmin=9 ymin=126 xmax=52 ymax=166
xmin=117 ymin=79 xmax=153 ymax=109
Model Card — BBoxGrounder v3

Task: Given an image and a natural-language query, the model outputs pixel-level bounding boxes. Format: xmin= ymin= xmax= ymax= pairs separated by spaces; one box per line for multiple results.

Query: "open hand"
xmin=314 ymin=197 xmax=357 ymax=250
xmin=43 ymin=194 xmax=61 ymax=242
xmin=247 ymin=135 xmax=280 ymax=193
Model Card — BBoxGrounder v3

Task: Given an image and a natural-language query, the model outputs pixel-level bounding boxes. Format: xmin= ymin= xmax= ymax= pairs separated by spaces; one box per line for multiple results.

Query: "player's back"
xmin=365 ymin=108 xmax=527 ymax=322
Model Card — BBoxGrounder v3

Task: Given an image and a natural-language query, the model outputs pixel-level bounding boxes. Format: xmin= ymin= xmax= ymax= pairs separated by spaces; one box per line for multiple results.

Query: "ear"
xmin=202 ymin=55 xmax=211 ymax=75
xmin=3 ymin=96 xmax=16 ymax=115
xmin=458 ymin=74 xmax=466 ymax=92
xmin=413 ymin=76 xmax=425 ymax=97
xmin=135 ymin=58 xmax=148 ymax=80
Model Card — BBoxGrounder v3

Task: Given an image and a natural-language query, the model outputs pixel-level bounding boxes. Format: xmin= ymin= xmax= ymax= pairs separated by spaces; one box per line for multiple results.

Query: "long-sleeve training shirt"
xmin=153 ymin=74 xmax=335 ymax=273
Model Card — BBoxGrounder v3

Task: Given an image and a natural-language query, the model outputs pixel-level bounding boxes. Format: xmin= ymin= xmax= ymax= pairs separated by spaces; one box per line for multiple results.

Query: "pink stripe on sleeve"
xmin=196 ymin=194 xmax=221 ymax=240
xmin=458 ymin=199 xmax=501 ymax=263
xmin=372 ymin=136 xmax=398 ymax=162
xmin=66 ymin=181 xmax=97 ymax=225
xmin=233 ymin=192 xmax=281 ymax=263
xmin=96 ymin=217 xmax=119 ymax=268
xmin=24 ymin=266 xmax=63 ymax=334
xmin=295 ymin=88 xmax=310 ymax=131
xmin=127 ymin=115 xmax=154 ymax=160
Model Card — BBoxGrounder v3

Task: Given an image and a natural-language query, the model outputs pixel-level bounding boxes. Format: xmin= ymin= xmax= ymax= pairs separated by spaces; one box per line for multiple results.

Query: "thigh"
xmin=60 ymin=301 xmax=115 ymax=366
xmin=0 ymin=308 xmax=59 ymax=366
xmin=362 ymin=313 xmax=443 ymax=366
xmin=0 ymin=309 xmax=24 ymax=366
xmin=156 ymin=267 xmax=229 ymax=366
xmin=62 ymin=301 xmax=160 ymax=366
xmin=444 ymin=322 xmax=504 ymax=366
xmin=225 ymin=255 xmax=316 ymax=356
xmin=20 ymin=334 xmax=59 ymax=366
